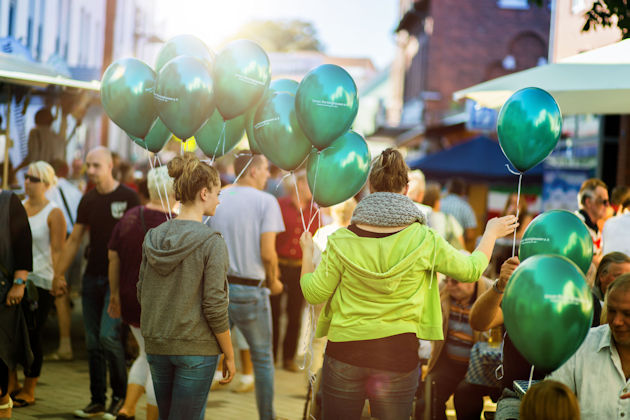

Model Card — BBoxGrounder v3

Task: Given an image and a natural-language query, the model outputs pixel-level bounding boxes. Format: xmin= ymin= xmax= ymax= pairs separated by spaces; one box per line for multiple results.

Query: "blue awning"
xmin=407 ymin=135 xmax=544 ymax=183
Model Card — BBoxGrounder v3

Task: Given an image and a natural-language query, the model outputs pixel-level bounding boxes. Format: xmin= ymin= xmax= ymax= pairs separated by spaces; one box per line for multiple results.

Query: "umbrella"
xmin=453 ymin=39 xmax=630 ymax=115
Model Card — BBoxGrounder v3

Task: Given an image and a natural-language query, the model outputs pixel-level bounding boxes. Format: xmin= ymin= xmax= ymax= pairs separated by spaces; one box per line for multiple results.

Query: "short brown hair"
xmin=423 ymin=182 xmax=442 ymax=208
xmin=595 ymin=252 xmax=630 ymax=294
xmin=520 ymin=380 xmax=580 ymax=420
xmin=167 ymin=153 xmax=220 ymax=203
xmin=233 ymin=153 xmax=265 ymax=179
xmin=578 ymin=178 xmax=607 ymax=206
xmin=369 ymin=148 xmax=408 ymax=193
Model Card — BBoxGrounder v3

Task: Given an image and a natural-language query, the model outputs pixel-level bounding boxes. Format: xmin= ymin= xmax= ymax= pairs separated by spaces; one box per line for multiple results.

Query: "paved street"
xmin=11 ymin=299 xmax=310 ymax=420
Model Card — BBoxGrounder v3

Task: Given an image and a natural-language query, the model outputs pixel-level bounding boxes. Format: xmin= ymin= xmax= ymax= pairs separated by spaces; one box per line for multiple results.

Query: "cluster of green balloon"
xmin=497 ymin=87 xmax=562 ymax=172
xmin=248 ymin=64 xmax=366 ymax=206
xmin=503 ymin=255 xmax=593 ymax=372
xmin=519 ymin=210 xmax=593 ymax=275
xmin=101 ymin=35 xmax=270 ymax=157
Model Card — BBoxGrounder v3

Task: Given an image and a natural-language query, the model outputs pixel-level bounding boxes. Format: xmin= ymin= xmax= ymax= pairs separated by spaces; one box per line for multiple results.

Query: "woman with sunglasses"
xmin=10 ymin=161 xmax=66 ymax=408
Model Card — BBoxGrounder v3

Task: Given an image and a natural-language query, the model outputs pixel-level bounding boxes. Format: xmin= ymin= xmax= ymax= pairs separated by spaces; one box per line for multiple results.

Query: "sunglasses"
xmin=596 ymin=198 xmax=610 ymax=206
xmin=25 ymin=174 xmax=42 ymax=183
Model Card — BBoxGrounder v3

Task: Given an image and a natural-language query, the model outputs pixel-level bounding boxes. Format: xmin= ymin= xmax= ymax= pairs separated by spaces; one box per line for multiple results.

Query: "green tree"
xmin=225 ymin=19 xmax=323 ymax=52
xmin=582 ymin=0 xmax=630 ymax=39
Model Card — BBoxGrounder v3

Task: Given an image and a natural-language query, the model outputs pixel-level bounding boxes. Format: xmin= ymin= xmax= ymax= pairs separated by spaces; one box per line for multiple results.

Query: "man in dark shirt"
xmin=54 ymin=147 xmax=139 ymax=419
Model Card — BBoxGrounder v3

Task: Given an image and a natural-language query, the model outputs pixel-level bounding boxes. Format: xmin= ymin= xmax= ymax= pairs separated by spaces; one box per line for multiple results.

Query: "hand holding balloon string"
xmin=486 ymin=215 xmax=520 ymax=239
xmin=497 ymin=256 xmax=520 ymax=293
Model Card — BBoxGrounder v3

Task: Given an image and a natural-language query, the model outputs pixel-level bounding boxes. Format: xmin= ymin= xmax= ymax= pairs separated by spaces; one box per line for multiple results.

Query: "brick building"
xmin=393 ymin=0 xmax=551 ymax=129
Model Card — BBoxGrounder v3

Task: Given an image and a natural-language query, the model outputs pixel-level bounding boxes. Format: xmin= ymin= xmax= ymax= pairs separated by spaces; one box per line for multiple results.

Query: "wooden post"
xmin=618 ymin=115 xmax=630 ymax=186
xmin=100 ymin=0 xmax=117 ymax=147
xmin=2 ymin=87 xmax=11 ymax=190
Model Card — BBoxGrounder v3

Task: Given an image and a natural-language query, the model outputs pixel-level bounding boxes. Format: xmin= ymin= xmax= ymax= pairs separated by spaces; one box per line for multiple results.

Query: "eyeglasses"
xmin=25 ymin=174 xmax=42 ymax=183
xmin=596 ymin=198 xmax=610 ymax=206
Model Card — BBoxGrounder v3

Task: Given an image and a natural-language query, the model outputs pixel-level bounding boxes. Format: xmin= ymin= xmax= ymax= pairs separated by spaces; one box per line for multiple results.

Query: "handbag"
xmin=464 ymin=341 xmax=503 ymax=388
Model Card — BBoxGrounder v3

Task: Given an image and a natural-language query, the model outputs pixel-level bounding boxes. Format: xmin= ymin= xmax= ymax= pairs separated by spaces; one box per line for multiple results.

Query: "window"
xmin=8 ymin=0 xmax=17 ymax=37
xmin=497 ymin=0 xmax=530 ymax=9
xmin=36 ymin=0 xmax=44 ymax=59
xmin=27 ymin=0 xmax=35 ymax=48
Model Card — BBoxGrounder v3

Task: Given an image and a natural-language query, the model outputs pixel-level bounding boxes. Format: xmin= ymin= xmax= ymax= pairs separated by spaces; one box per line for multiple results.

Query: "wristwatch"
xmin=14 ymin=278 xmax=26 ymax=286
xmin=492 ymin=278 xmax=504 ymax=294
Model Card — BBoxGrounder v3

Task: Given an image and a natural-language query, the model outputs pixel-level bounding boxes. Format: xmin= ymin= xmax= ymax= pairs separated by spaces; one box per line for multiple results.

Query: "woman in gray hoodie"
xmin=137 ymin=153 xmax=235 ymax=420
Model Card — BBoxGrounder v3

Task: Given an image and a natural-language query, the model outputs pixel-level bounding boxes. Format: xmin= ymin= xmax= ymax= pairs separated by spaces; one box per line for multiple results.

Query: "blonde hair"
xmin=28 ymin=161 xmax=58 ymax=188
xmin=407 ymin=170 xmax=426 ymax=200
xmin=369 ymin=148 xmax=409 ymax=193
xmin=147 ymin=166 xmax=175 ymax=202
xmin=520 ymin=380 xmax=580 ymax=420
xmin=167 ymin=153 xmax=220 ymax=203
xmin=330 ymin=198 xmax=357 ymax=226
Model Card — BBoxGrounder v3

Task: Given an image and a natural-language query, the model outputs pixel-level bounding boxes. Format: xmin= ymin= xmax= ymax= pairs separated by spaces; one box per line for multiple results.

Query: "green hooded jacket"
xmin=300 ymin=223 xmax=488 ymax=342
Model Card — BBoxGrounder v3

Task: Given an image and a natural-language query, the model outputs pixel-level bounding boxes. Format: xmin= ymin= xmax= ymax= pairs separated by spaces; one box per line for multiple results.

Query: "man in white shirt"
xmin=602 ymin=196 xmax=630 ymax=257
xmin=549 ymin=273 xmax=630 ymax=420
xmin=208 ymin=153 xmax=284 ymax=420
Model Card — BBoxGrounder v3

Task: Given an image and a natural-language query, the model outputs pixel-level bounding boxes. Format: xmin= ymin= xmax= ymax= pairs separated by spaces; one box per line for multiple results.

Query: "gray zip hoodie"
xmin=138 ymin=219 xmax=229 ymax=356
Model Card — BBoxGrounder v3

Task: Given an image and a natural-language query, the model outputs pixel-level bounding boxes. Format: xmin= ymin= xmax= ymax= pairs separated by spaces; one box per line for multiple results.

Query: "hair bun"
xmin=167 ymin=156 xmax=186 ymax=179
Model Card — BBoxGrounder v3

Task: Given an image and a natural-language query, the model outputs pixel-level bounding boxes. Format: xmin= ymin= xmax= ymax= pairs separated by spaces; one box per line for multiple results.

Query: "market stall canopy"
xmin=453 ymin=39 xmax=630 ymax=115
xmin=407 ymin=135 xmax=543 ymax=183
xmin=0 ymin=52 xmax=100 ymax=91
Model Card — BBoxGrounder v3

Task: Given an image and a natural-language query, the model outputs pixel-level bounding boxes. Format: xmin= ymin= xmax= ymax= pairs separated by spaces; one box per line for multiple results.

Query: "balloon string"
xmin=292 ymin=171 xmax=307 ymax=233
xmin=232 ymin=155 xmax=253 ymax=185
xmin=156 ymin=154 xmax=173 ymax=220
xmin=306 ymin=152 xmax=322 ymax=232
xmin=528 ymin=364 xmax=535 ymax=390
xmin=211 ymin=122 xmax=227 ymax=165
xmin=511 ymin=172 xmax=523 ymax=258
xmin=180 ymin=139 xmax=184 ymax=156
xmin=307 ymin=207 xmax=321 ymax=232
xmin=277 ymin=172 xmax=292 ymax=195
xmin=146 ymin=149 xmax=169 ymax=220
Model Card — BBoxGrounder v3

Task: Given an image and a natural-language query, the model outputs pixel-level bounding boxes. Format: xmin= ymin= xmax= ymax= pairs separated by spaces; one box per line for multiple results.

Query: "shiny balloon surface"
xmin=519 ymin=210 xmax=593 ymax=275
xmin=129 ymin=119 xmax=171 ymax=153
xmin=154 ymin=34 xmax=214 ymax=72
xmin=195 ymin=110 xmax=245 ymax=159
xmin=497 ymin=87 xmax=562 ymax=172
xmin=503 ymin=254 xmax=593 ymax=372
xmin=306 ymin=131 xmax=370 ymax=207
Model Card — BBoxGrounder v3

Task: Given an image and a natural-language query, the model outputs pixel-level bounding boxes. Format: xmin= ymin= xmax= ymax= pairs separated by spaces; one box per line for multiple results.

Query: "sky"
xmin=155 ymin=0 xmax=400 ymax=70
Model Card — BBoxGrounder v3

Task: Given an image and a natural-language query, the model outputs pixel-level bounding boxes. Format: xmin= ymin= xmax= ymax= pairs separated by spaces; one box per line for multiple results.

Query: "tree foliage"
xmin=583 ymin=0 xmax=630 ymax=39
xmin=225 ymin=19 xmax=323 ymax=52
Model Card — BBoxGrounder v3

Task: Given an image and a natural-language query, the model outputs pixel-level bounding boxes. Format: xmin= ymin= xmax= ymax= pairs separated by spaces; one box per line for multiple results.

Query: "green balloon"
xmin=154 ymin=55 xmax=215 ymax=140
xmin=306 ymin=131 xmax=370 ymax=207
xmin=254 ymin=92 xmax=312 ymax=171
xmin=245 ymin=79 xmax=299 ymax=154
xmin=497 ymin=87 xmax=562 ymax=172
xmin=195 ymin=110 xmax=245 ymax=159
xmin=155 ymin=35 xmax=214 ymax=72
xmin=296 ymin=64 xmax=359 ymax=150
xmin=129 ymin=119 xmax=172 ymax=153
xmin=214 ymin=40 xmax=271 ymax=120
xmin=101 ymin=58 xmax=157 ymax=138
xmin=503 ymin=255 xmax=593 ymax=372
xmin=519 ymin=210 xmax=593 ymax=275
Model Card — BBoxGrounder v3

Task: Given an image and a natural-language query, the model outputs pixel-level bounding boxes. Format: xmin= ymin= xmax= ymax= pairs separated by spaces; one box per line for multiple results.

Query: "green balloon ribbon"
xmin=296 ymin=64 xmax=359 ymax=150
xmin=254 ymin=92 xmax=312 ymax=171
xmin=503 ymin=255 xmax=593 ymax=373
xmin=101 ymin=58 xmax=157 ymax=139
xmin=129 ymin=119 xmax=172 ymax=154
xmin=245 ymin=78 xmax=300 ymax=154
xmin=497 ymin=87 xmax=562 ymax=172
xmin=214 ymin=40 xmax=271 ymax=120
xmin=519 ymin=210 xmax=593 ymax=275
xmin=154 ymin=34 xmax=214 ymax=72
xmin=306 ymin=130 xmax=370 ymax=207
xmin=154 ymin=55 xmax=215 ymax=141
xmin=195 ymin=110 xmax=245 ymax=159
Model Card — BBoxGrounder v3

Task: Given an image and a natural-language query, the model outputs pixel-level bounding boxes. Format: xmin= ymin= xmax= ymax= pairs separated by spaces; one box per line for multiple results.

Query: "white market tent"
xmin=453 ymin=38 xmax=630 ymax=114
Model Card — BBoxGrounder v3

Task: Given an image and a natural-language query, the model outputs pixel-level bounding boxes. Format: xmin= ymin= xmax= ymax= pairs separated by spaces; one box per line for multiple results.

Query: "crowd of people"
xmin=1 ymin=133 xmax=630 ymax=420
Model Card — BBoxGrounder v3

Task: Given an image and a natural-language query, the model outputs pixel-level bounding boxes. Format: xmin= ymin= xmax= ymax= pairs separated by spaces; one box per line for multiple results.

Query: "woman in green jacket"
xmin=299 ymin=148 xmax=518 ymax=420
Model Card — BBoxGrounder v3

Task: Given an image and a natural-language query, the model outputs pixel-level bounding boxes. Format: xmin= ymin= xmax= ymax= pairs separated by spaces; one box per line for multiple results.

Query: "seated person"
xmin=592 ymin=252 xmax=630 ymax=327
xmin=519 ymin=380 xmax=580 ymax=420
xmin=416 ymin=266 xmax=494 ymax=420
xmin=469 ymin=257 xmax=549 ymax=420
xmin=548 ymin=273 xmax=630 ymax=420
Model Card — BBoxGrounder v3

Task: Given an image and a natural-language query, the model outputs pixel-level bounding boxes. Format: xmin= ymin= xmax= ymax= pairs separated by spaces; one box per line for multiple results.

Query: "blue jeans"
xmin=146 ymin=354 xmax=219 ymax=420
xmin=82 ymin=274 xmax=127 ymax=404
xmin=228 ymin=284 xmax=275 ymax=420
xmin=321 ymin=354 xmax=419 ymax=420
